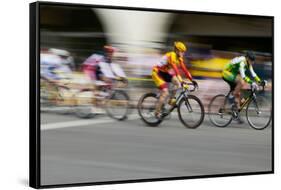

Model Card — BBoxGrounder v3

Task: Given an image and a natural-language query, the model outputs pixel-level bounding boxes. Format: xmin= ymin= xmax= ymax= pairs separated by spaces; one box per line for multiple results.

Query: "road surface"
xmin=40 ymin=110 xmax=272 ymax=186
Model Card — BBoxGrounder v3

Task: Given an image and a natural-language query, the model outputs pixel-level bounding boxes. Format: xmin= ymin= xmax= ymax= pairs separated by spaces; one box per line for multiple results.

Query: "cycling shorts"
xmin=222 ymin=70 xmax=238 ymax=91
xmin=222 ymin=77 xmax=236 ymax=91
xmin=152 ymin=67 xmax=174 ymax=90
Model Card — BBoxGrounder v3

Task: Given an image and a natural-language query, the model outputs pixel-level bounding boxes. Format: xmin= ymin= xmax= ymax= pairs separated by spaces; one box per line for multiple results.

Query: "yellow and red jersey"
xmin=154 ymin=51 xmax=192 ymax=81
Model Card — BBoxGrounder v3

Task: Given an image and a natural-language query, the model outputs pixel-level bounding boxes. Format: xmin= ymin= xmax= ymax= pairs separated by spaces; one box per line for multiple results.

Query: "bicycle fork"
xmin=182 ymin=95 xmax=193 ymax=112
xmin=251 ymin=96 xmax=261 ymax=115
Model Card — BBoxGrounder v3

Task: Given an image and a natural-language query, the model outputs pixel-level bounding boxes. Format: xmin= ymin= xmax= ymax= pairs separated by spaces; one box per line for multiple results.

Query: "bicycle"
xmin=208 ymin=82 xmax=272 ymax=130
xmin=40 ymin=77 xmax=75 ymax=114
xmin=75 ymin=79 xmax=130 ymax=121
xmin=137 ymin=83 xmax=205 ymax=128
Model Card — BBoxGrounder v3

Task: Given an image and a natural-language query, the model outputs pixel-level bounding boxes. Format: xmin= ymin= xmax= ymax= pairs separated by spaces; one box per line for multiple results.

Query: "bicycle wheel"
xmin=55 ymin=85 xmax=74 ymax=114
xmin=137 ymin=92 xmax=162 ymax=126
xmin=208 ymin=94 xmax=232 ymax=127
xmin=246 ymin=95 xmax=272 ymax=130
xmin=75 ymin=90 xmax=95 ymax=118
xmin=40 ymin=80 xmax=59 ymax=108
xmin=105 ymin=90 xmax=129 ymax=121
xmin=178 ymin=95 xmax=205 ymax=129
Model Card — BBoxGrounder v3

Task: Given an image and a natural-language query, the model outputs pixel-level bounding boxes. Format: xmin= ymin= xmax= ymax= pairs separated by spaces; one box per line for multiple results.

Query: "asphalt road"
xmin=40 ymin=111 xmax=272 ymax=186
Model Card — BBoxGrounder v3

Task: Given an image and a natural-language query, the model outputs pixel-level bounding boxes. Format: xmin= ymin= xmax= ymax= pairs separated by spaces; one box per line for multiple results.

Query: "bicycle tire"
xmin=75 ymin=89 xmax=95 ymax=118
xmin=177 ymin=95 xmax=205 ymax=129
xmin=105 ymin=90 xmax=130 ymax=121
xmin=208 ymin=94 xmax=232 ymax=127
xmin=246 ymin=96 xmax=272 ymax=130
xmin=137 ymin=92 xmax=162 ymax=126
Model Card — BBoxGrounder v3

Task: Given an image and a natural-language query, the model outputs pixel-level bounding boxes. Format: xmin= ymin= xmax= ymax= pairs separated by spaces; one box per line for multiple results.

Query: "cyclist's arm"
xmin=179 ymin=60 xmax=193 ymax=81
xmin=239 ymin=61 xmax=253 ymax=84
xmin=111 ymin=63 xmax=127 ymax=79
xmin=170 ymin=62 xmax=183 ymax=82
xmin=249 ymin=64 xmax=261 ymax=83
xmin=99 ymin=62 xmax=116 ymax=79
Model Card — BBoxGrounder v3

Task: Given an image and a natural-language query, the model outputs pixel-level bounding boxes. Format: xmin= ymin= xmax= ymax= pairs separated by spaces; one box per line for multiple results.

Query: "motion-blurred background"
xmin=40 ymin=5 xmax=273 ymax=108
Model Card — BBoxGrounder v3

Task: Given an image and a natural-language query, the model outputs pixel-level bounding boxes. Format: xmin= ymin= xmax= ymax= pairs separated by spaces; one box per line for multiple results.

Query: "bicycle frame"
xmin=238 ymin=94 xmax=253 ymax=112
xmin=162 ymin=84 xmax=195 ymax=116
xmin=225 ymin=87 xmax=259 ymax=113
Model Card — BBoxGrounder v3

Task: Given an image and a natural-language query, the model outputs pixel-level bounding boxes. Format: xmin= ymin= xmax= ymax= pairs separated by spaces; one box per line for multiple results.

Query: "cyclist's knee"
xmin=174 ymin=83 xmax=181 ymax=90
xmin=160 ymin=89 xmax=169 ymax=99
xmin=236 ymin=76 xmax=244 ymax=85
xmin=172 ymin=77 xmax=181 ymax=87
xmin=233 ymin=90 xmax=240 ymax=97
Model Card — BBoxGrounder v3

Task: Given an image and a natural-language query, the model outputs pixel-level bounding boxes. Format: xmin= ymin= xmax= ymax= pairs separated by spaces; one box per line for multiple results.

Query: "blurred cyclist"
xmin=40 ymin=50 xmax=72 ymax=83
xmin=82 ymin=45 xmax=127 ymax=86
xmin=40 ymin=49 xmax=74 ymax=104
xmin=222 ymin=51 xmax=266 ymax=122
xmin=152 ymin=41 xmax=198 ymax=118
xmin=49 ymin=48 xmax=75 ymax=70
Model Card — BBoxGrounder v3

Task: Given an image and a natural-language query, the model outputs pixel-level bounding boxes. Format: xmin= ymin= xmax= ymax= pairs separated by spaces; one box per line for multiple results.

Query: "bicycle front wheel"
xmin=208 ymin=94 xmax=232 ymax=127
xmin=178 ymin=95 xmax=205 ymax=129
xmin=105 ymin=90 xmax=130 ymax=121
xmin=246 ymin=96 xmax=272 ymax=130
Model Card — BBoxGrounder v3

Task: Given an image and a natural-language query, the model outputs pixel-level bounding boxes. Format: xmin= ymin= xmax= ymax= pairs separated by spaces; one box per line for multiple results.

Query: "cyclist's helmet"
xmin=174 ymin=41 xmax=187 ymax=52
xmin=245 ymin=51 xmax=256 ymax=61
xmin=104 ymin=45 xmax=116 ymax=53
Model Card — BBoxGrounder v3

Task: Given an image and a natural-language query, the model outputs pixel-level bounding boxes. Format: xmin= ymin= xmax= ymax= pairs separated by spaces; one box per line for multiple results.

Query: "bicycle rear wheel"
xmin=75 ymin=89 xmax=95 ymax=118
xmin=246 ymin=95 xmax=272 ymax=130
xmin=208 ymin=94 xmax=232 ymax=127
xmin=105 ymin=90 xmax=130 ymax=121
xmin=137 ymin=92 xmax=162 ymax=126
xmin=178 ymin=95 xmax=205 ymax=129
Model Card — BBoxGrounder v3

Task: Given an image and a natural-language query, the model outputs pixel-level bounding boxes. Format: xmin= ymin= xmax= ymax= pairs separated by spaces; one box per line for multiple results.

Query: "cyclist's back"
xmin=82 ymin=53 xmax=126 ymax=83
xmin=155 ymin=51 xmax=183 ymax=74
xmin=223 ymin=55 xmax=259 ymax=85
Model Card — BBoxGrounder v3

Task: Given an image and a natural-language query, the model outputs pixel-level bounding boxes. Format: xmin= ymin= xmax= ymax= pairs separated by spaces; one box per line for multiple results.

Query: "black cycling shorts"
xmin=223 ymin=77 xmax=236 ymax=91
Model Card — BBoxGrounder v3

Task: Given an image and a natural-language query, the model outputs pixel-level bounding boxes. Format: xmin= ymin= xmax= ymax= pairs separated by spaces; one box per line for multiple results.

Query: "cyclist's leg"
xmin=222 ymin=70 xmax=236 ymax=101
xmin=152 ymin=68 xmax=169 ymax=116
xmin=224 ymin=75 xmax=244 ymax=123
xmin=170 ymin=75 xmax=181 ymax=105
xmin=155 ymin=89 xmax=169 ymax=116
xmin=233 ymin=75 xmax=245 ymax=109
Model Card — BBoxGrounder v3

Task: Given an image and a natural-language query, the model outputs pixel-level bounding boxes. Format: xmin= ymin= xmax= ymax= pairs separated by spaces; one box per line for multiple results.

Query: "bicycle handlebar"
xmin=182 ymin=83 xmax=198 ymax=92
xmin=251 ymin=82 xmax=266 ymax=93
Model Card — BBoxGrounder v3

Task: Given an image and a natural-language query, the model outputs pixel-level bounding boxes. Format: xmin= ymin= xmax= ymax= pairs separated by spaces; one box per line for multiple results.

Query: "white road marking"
xmin=41 ymin=114 xmax=140 ymax=131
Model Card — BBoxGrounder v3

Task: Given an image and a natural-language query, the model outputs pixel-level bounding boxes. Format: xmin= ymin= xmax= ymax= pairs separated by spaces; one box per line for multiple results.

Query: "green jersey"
xmin=223 ymin=56 xmax=260 ymax=84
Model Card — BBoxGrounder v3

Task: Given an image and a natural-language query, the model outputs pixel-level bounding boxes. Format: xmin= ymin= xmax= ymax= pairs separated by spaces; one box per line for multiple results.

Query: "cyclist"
xmin=40 ymin=50 xmax=73 ymax=104
xmin=49 ymin=48 xmax=75 ymax=70
xmin=82 ymin=45 xmax=127 ymax=86
xmin=152 ymin=41 xmax=198 ymax=118
xmin=40 ymin=50 xmax=72 ymax=83
xmin=222 ymin=51 xmax=264 ymax=121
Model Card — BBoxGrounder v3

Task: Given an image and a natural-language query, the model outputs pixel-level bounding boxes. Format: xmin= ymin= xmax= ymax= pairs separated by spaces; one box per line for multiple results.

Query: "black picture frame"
xmin=30 ymin=1 xmax=274 ymax=189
